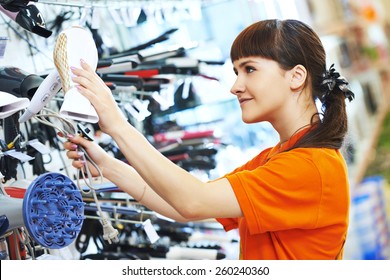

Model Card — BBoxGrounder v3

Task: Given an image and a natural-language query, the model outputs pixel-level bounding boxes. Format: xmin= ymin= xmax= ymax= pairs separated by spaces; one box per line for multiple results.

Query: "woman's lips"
xmin=239 ymin=98 xmax=253 ymax=105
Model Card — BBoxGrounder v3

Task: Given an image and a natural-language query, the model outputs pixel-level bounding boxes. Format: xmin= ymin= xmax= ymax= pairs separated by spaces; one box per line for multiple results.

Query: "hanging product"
xmin=0 ymin=66 xmax=43 ymax=100
xmin=0 ymin=1 xmax=52 ymax=38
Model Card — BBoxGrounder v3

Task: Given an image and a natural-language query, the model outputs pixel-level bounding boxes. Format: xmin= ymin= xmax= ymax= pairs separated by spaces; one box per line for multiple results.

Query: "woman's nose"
xmin=230 ymin=78 xmax=244 ymax=96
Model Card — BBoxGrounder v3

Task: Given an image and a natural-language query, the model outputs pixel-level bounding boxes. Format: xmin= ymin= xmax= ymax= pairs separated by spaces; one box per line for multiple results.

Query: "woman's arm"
xmin=70 ymin=60 xmax=243 ymax=220
xmin=110 ymin=124 xmax=242 ymax=220
xmin=101 ymin=155 xmax=194 ymax=222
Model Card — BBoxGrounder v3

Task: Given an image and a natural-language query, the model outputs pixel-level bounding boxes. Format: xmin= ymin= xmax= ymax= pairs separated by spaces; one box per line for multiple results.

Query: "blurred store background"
xmin=0 ymin=0 xmax=389 ymax=260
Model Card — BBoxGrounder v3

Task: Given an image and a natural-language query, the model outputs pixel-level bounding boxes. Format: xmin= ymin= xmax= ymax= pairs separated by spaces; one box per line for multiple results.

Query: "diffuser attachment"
xmin=53 ymin=26 xmax=99 ymax=123
xmin=22 ymin=172 xmax=85 ymax=249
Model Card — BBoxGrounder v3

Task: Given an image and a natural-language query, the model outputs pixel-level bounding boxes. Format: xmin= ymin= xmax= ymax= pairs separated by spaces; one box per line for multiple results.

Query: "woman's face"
xmin=231 ymin=56 xmax=291 ymax=124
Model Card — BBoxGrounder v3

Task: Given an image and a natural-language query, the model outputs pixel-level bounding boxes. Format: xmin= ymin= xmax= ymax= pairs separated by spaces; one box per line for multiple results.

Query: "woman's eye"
xmin=245 ymin=66 xmax=255 ymax=73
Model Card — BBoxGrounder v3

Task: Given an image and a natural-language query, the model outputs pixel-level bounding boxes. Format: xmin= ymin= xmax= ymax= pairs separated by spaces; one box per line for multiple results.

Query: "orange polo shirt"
xmin=217 ymin=128 xmax=350 ymax=259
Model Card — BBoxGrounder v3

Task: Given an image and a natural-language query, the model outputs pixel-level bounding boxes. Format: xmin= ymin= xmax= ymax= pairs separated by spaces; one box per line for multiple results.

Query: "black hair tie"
xmin=321 ymin=64 xmax=355 ymax=102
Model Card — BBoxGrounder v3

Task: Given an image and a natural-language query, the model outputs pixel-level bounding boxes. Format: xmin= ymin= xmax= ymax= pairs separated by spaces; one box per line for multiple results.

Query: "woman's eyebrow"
xmin=233 ymin=59 xmax=258 ymax=72
xmin=238 ymin=59 xmax=257 ymax=68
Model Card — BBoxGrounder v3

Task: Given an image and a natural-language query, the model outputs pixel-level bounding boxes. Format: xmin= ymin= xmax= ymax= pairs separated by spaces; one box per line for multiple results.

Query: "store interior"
xmin=0 ymin=0 xmax=389 ymax=260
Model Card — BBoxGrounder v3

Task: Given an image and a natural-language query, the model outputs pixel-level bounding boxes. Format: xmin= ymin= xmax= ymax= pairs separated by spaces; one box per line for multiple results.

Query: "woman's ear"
xmin=289 ymin=64 xmax=307 ymax=92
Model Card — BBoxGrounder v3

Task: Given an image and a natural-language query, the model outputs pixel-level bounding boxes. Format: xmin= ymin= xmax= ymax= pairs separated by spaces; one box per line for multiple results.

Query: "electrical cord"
xmin=33 ymin=108 xmax=119 ymax=244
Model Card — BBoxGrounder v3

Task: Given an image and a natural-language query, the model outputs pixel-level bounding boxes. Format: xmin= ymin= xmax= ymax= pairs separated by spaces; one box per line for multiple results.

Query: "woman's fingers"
xmin=63 ymin=140 xmax=77 ymax=150
xmin=72 ymin=160 xmax=85 ymax=169
xmin=66 ymin=134 xmax=90 ymax=146
xmin=65 ymin=145 xmax=87 ymax=169
xmin=71 ymin=64 xmax=98 ymax=90
xmin=75 ymin=83 xmax=101 ymax=107
xmin=71 ymin=75 xmax=97 ymax=96
xmin=65 ymin=150 xmax=82 ymax=159
xmin=80 ymin=59 xmax=93 ymax=71
xmin=71 ymin=64 xmax=110 ymax=110
xmin=63 ymin=133 xmax=100 ymax=172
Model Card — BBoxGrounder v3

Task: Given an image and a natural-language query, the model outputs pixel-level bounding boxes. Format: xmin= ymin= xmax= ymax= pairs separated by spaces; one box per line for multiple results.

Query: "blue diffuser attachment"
xmin=23 ymin=172 xmax=84 ymax=249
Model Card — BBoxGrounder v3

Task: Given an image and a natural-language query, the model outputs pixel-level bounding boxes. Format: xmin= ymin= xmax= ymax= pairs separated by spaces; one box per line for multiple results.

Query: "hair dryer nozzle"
xmin=60 ymin=87 xmax=98 ymax=123
xmin=0 ymin=91 xmax=29 ymax=119
xmin=0 ymin=66 xmax=43 ymax=98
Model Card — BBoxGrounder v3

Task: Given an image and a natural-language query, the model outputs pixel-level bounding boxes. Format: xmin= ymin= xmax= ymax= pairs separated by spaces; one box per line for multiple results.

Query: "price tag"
xmin=142 ymin=219 xmax=159 ymax=244
xmin=28 ymin=139 xmax=51 ymax=154
xmin=4 ymin=150 xmax=34 ymax=162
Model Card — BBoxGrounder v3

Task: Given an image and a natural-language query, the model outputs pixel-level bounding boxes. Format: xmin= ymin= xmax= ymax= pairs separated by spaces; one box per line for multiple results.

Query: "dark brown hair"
xmin=230 ymin=19 xmax=351 ymax=150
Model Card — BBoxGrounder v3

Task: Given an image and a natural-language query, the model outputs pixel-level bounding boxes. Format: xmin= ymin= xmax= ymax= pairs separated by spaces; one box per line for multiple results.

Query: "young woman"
xmin=64 ymin=19 xmax=355 ymax=259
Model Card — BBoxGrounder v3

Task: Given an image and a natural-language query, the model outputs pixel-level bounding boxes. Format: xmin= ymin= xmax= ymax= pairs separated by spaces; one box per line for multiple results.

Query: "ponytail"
xmin=292 ymin=64 xmax=355 ymax=150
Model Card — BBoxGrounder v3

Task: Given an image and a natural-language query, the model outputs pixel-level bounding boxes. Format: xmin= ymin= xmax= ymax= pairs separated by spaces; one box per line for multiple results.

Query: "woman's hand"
xmin=71 ymin=60 xmax=128 ymax=136
xmin=64 ymin=135 xmax=110 ymax=177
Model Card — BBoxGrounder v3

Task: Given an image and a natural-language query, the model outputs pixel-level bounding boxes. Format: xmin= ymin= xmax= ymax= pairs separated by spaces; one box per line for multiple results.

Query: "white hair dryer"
xmin=53 ymin=26 xmax=99 ymax=123
xmin=0 ymin=91 xmax=29 ymax=119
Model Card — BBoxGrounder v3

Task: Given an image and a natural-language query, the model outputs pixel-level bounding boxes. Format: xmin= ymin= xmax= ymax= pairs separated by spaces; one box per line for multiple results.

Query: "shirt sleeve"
xmin=216 ymin=148 xmax=272 ymax=231
xmin=224 ymin=149 xmax=323 ymax=235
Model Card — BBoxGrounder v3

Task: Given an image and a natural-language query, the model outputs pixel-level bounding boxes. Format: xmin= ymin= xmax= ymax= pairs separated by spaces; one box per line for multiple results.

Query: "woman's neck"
xmin=278 ymin=123 xmax=312 ymax=149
